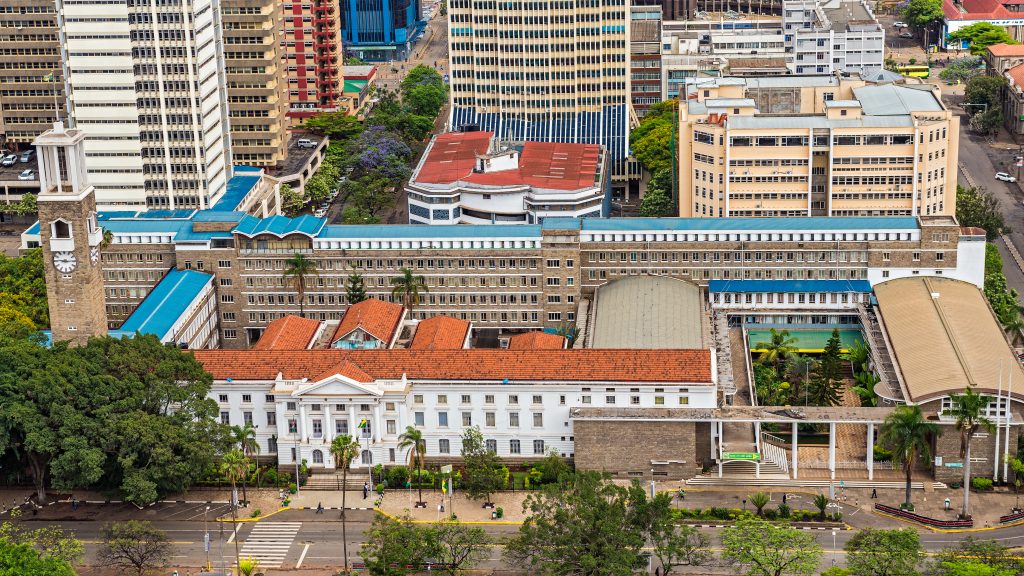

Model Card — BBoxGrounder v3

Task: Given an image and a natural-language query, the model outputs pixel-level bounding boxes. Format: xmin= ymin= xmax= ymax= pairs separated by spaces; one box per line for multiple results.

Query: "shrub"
xmin=777 ymin=502 xmax=791 ymax=518
xmin=386 ymin=465 xmax=409 ymax=487
xmin=250 ymin=509 xmax=262 ymax=518
xmin=873 ymin=444 xmax=893 ymax=461
xmin=749 ymin=492 xmax=770 ymax=516
xmin=288 ymin=482 xmax=298 ymax=494
xmin=375 ymin=482 xmax=385 ymax=494
xmin=709 ymin=506 xmax=729 ymax=519
xmin=972 ymin=477 xmax=994 ymax=491
xmin=282 ymin=498 xmax=291 ymax=507
xmin=764 ymin=508 xmax=779 ymax=521
xmin=263 ymin=468 xmax=279 ymax=486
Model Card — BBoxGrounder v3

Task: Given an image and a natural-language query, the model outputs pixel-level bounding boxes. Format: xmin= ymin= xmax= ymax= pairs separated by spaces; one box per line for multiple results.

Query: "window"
xmin=265 ymin=394 xmax=275 ymax=402
xmin=655 ymin=396 xmax=665 ymax=405
xmin=438 ymin=412 xmax=448 ymax=427
xmin=882 ymin=252 xmax=891 ymax=261
xmin=606 ymin=396 xmax=616 ymax=404
xmin=510 ymin=439 xmax=521 ymax=454
xmin=533 ymin=413 xmax=543 ymax=427
xmin=241 ymin=394 xmax=251 ymax=403
xmin=267 ymin=411 xmax=276 ymax=425
xmin=243 ymin=411 xmax=253 ymax=426
xmin=218 ymin=394 xmax=228 ymax=402
xmin=936 ymin=252 xmax=944 ymax=261
xmin=461 ymin=394 xmax=471 ymax=404
xmin=268 ymin=437 xmax=277 ymax=453
xmin=581 ymin=395 xmax=591 ymax=404
xmin=912 ymin=251 xmax=921 ymax=261
xmin=533 ymin=440 xmax=545 ymax=454
xmin=679 ymin=397 xmax=689 ymax=405
xmin=485 ymin=412 xmax=496 ymax=426
xmin=437 ymin=394 xmax=447 ymax=404
xmin=413 ymin=395 xmax=423 ymax=404
xmin=486 ymin=439 xmax=497 ymax=453
xmin=439 ymin=439 xmax=450 ymax=454
xmin=484 ymin=394 xmax=494 ymax=404
xmin=532 ymin=395 xmax=543 ymax=405
xmin=462 ymin=412 xmax=472 ymax=426
xmin=631 ymin=396 xmax=640 ymax=405
xmin=508 ymin=394 xmax=519 ymax=404
xmin=220 ymin=411 xmax=230 ymax=425
xmin=414 ymin=412 xmax=425 ymax=426
xmin=509 ymin=412 xmax=519 ymax=427
xmin=287 ymin=402 xmax=297 ymax=411
xmin=288 ymin=418 xmax=297 ymax=433
xmin=386 ymin=420 xmax=396 ymax=435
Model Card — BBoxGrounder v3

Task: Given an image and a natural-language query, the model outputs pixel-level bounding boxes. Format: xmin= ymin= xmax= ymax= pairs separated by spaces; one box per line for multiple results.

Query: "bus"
xmin=896 ymin=65 xmax=930 ymax=78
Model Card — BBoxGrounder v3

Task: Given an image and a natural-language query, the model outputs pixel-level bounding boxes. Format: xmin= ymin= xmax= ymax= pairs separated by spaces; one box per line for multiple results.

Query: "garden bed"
xmin=673 ymin=507 xmax=842 ymax=524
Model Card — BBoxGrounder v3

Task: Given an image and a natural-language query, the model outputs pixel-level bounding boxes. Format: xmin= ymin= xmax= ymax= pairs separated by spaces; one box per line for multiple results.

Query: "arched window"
xmin=312 ymin=449 xmax=324 ymax=464
xmin=52 ymin=219 xmax=71 ymax=239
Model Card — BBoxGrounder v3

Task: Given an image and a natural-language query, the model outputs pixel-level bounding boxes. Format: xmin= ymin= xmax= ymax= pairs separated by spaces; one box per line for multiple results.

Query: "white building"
xmin=407 ymin=132 xmax=608 ymax=225
xmin=197 ymin=349 xmax=717 ymax=470
xmin=56 ymin=0 xmax=232 ymax=211
xmin=783 ymin=0 xmax=885 ymax=75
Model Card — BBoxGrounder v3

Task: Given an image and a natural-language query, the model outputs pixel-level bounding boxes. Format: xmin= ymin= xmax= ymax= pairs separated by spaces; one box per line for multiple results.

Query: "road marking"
xmin=238 ymin=522 xmax=302 ymax=569
xmin=226 ymin=524 xmax=239 ymax=544
xmin=296 ymin=543 xmax=310 ymax=568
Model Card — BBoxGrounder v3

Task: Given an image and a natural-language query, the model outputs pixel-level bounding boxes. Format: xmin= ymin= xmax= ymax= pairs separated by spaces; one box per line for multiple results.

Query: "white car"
xmin=0 ymin=154 xmax=16 ymax=167
xmin=996 ymin=172 xmax=1017 ymax=182
xmin=18 ymin=169 xmax=34 ymax=180
xmin=894 ymin=20 xmax=908 ymax=28
xmin=296 ymin=138 xmax=317 ymax=149
xmin=313 ymin=208 xmax=327 ymax=218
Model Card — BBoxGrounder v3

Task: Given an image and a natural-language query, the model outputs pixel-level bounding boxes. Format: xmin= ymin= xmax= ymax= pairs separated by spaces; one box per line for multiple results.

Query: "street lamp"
xmin=204 ymin=505 xmax=211 ymax=571
xmin=294 ymin=434 xmax=301 ymax=497
xmin=831 ymin=529 xmax=837 ymax=566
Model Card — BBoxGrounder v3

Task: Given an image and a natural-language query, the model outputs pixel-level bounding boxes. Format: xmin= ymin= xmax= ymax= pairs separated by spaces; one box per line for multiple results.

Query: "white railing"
xmin=760 ymin=431 xmax=789 ymax=473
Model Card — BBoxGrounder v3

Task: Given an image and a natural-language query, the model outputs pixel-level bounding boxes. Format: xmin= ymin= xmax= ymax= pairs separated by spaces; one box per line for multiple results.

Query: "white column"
xmin=323 ymin=404 xmax=333 ymax=444
xmin=791 ymin=422 xmax=799 ymax=480
xmin=275 ymin=401 xmax=288 ymax=466
xmin=66 ymin=146 xmax=80 ymax=194
xmin=717 ymin=420 xmax=724 ymax=478
xmin=754 ymin=421 xmax=761 ymax=479
xmin=348 ymin=404 xmax=357 ymax=438
xmin=299 ymin=403 xmax=308 ymax=443
xmin=867 ymin=422 xmax=874 ymax=481
xmin=828 ymin=422 xmax=836 ymax=480
xmin=373 ymin=403 xmax=383 ymax=442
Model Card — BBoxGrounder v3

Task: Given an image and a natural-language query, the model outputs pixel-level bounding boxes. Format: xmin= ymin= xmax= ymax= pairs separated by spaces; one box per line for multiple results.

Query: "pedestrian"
xmin=655 ymin=567 xmax=661 ymax=576
xmin=871 ymin=488 xmax=877 ymax=499
xmin=782 ymin=493 xmax=787 ymax=504
xmin=316 ymin=502 xmax=324 ymax=514
xmin=363 ymin=482 xmax=369 ymax=500
xmin=71 ymin=496 xmax=78 ymax=511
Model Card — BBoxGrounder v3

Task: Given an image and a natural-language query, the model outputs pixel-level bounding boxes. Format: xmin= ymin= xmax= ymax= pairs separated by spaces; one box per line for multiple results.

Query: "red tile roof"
xmin=944 ymin=0 xmax=1016 ymax=19
xmin=408 ymin=316 xmax=471 ymax=350
xmin=191 ymin=349 xmax=713 ymax=384
xmin=508 ymin=331 xmax=567 ymax=350
xmin=252 ymin=315 xmax=321 ymax=350
xmin=988 ymin=43 xmax=1024 ymax=56
xmin=960 ymin=226 xmax=988 ymax=236
xmin=331 ymin=299 xmax=405 ymax=345
xmin=415 ymin=132 xmax=602 ymax=191
xmin=311 ymin=359 xmax=375 ymax=383
xmin=1008 ymin=62 xmax=1024 ymax=88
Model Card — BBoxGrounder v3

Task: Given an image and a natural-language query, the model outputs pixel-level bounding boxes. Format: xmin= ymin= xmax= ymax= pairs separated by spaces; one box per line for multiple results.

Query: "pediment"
xmin=294 ymin=373 xmax=383 ymax=397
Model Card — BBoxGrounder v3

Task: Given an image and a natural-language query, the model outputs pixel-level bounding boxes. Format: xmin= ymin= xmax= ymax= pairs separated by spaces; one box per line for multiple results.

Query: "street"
xmin=373 ymin=9 xmax=449 ymax=96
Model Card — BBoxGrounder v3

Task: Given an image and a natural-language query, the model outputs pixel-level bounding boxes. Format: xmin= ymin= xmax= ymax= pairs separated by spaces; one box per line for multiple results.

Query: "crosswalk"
xmin=239 ymin=522 xmax=301 ymax=569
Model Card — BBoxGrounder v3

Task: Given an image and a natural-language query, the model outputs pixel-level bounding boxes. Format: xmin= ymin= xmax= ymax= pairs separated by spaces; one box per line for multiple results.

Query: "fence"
xmin=874 ymin=503 xmax=973 ymax=528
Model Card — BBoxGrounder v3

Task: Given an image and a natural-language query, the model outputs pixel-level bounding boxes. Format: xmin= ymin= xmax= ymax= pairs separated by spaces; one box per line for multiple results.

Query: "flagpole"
xmin=50 ymin=70 xmax=59 ymax=122
xmin=1005 ymin=365 xmax=1013 ymax=483
xmin=996 ymin=361 xmax=1004 ymax=483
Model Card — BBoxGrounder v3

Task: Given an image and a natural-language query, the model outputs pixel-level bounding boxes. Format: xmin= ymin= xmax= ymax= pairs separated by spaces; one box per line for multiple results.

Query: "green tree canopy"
xmin=0 ymin=249 xmax=48 ymax=328
xmin=949 ymin=22 xmax=1018 ymax=54
xmin=0 ymin=540 xmax=76 ymax=576
xmin=939 ymin=57 xmax=983 ymax=85
xmin=303 ymin=112 xmax=365 ymax=142
xmin=721 ymin=517 xmax=822 ymax=576
xmin=902 ymin=0 xmax=944 ymax=28
xmin=845 ymin=528 xmax=924 ymax=576
xmin=965 ymin=75 xmax=1008 ymax=113
xmin=957 ymin=185 xmax=1007 ymax=240
xmin=640 ymin=169 xmax=676 ymax=217
xmin=460 ymin=426 xmax=505 ymax=504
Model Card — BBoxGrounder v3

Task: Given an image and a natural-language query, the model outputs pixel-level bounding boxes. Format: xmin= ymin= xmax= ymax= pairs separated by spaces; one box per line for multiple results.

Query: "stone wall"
xmin=574 ymin=420 xmax=704 ymax=479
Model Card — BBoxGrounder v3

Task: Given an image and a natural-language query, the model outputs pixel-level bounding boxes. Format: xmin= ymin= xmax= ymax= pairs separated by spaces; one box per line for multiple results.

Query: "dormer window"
xmin=52 ymin=220 xmax=71 ymax=239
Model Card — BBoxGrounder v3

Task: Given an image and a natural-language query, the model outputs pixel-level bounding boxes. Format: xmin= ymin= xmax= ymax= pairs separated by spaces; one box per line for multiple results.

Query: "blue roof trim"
xmin=317 ymin=224 xmax=543 ymax=239
xmin=233 ymin=214 xmax=326 ymax=238
xmin=136 ymin=209 xmax=196 ymax=219
xmin=26 ymin=221 xmax=40 ymax=235
xmin=542 ymin=217 xmax=920 ymax=231
xmin=118 ymin=269 xmax=212 ymax=339
xmin=102 ymin=219 xmax=189 ymax=235
xmin=212 ymin=168 xmax=263 ymax=212
xmin=191 ymin=210 xmax=248 ymax=223
xmin=708 ymin=279 xmax=874 ymax=293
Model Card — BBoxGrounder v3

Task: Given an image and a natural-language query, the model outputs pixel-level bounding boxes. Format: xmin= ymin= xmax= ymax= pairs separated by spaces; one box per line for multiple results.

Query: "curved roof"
xmin=233 ymin=214 xmax=326 ymax=238
xmin=590 ymin=275 xmax=705 ymax=349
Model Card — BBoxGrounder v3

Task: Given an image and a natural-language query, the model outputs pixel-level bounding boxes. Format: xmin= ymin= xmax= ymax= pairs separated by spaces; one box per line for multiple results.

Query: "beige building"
xmin=0 ymin=0 xmax=65 ymax=148
xmin=678 ymin=76 xmax=959 ymax=218
xmin=222 ymin=0 xmax=289 ymax=168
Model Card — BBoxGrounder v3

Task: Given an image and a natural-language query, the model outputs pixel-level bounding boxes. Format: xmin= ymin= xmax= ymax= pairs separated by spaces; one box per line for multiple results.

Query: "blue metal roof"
xmin=191 ymin=210 xmax=248 ymax=223
xmin=708 ymin=279 xmax=874 ymax=293
xmin=234 ymin=214 xmax=327 ymax=237
xmin=212 ymin=167 xmax=262 ymax=212
xmin=118 ymin=269 xmax=212 ymax=339
xmin=317 ymin=224 xmax=542 ymax=239
xmin=136 ymin=209 xmax=196 ymax=219
xmin=102 ymin=219 xmax=189 ymax=235
xmin=25 ymin=221 xmax=39 ymax=235
xmin=542 ymin=217 xmax=920 ymax=231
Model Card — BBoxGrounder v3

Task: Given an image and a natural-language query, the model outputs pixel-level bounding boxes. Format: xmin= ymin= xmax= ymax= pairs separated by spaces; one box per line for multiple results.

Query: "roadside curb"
xmin=870 ymin=509 xmax=1019 ymax=533
xmin=375 ymin=508 xmax=523 ymax=526
xmin=215 ymin=506 xmax=289 ymax=523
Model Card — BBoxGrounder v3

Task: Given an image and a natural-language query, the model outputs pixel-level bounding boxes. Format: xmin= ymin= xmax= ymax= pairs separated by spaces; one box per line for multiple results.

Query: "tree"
xmin=934 ymin=562 xmax=1016 ymax=576
xmin=970 ymin=108 xmax=1004 ymax=136
xmin=785 ymin=354 xmax=817 ymax=406
xmin=965 ymin=76 xmax=1008 ymax=115
xmin=0 ymin=540 xmax=75 ymax=576
xmin=461 ymin=426 xmax=505 ymax=506
xmin=391 ymin=267 xmax=428 ymax=314
xmin=283 ymin=253 xmax=318 ymax=318
xmin=721 ymin=517 xmax=822 ymax=576
xmin=426 ymin=521 xmax=490 ymax=576
xmin=810 ymin=328 xmax=844 ymax=407
xmin=933 ymin=537 xmax=1024 ymax=575
xmin=221 ymin=449 xmax=249 ymax=574
xmin=947 ymin=387 xmax=996 ymax=519
xmin=330 ymin=434 xmax=361 ymax=572
xmin=504 ymin=471 xmax=648 ymax=575
xmin=280 ymin=184 xmax=305 ymax=217
xmin=813 ymin=494 xmax=829 ymax=521
xmin=948 ymin=22 xmax=1018 ymax=55
xmin=397 ymin=425 xmax=427 ymax=506
xmin=360 ymin=513 xmax=433 ymax=576
xmin=0 ymin=249 xmax=48 ymax=328
xmin=902 ymin=0 xmax=943 ymax=29
xmin=404 ymin=83 xmax=448 ymax=117
xmin=304 ymin=112 xmax=365 ymax=142
xmin=230 ymin=423 xmax=258 ymax=505
xmin=755 ymin=328 xmax=798 ymax=373
xmin=345 ymin=264 xmax=368 ymax=304
xmin=0 ymin=515 xmax=83 ymax=565
xmin=97 ymin=521 xmax=171 ymax=576
xmin=939 ymin=56 xmax=983 ymax=85
xmin=640 ymin=169 xmax=676 ymax=217
xmin=630 ymin=100 xmax=678 ymax=174
xmin=845 ymin=528 xmax=924 ymax=576
xmin=749 ymin=492 xmax=770 ymax=517
xmin=880 ymin=405 xmax=940 ymax=509
xmin=639 ymin=492 xmax=710 ymax=574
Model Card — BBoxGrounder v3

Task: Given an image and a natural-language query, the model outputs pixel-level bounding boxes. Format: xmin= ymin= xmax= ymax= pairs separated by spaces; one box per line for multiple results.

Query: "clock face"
xmin=53 ymin=251 xmax=77 ymax=273
xmin=90 ymin=246 xmax=99 ymax=265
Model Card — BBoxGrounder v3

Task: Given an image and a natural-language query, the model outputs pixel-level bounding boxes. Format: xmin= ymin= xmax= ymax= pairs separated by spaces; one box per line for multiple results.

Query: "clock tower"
xmin=35 ymin=122 xmax=108 ymax=345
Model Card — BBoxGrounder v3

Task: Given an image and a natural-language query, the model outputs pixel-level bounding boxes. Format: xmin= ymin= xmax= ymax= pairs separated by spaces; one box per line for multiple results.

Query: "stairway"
xmin=857 ymin=304 xmax=904 ymax=402
xmin=303 ymin=472 xmax=371 ymax=491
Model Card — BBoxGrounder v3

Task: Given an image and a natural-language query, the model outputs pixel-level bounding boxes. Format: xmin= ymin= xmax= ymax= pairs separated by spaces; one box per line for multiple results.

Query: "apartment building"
xmin=222 ymin=0 xmax=289 ymax=168
xmin=446 ymin=0 xmax=630 ymax=179
xmin=282 ymin=0 xmax=345 ymax=121
xmin=630 ymin=6 xmax=663 ymax=118
xmin=56 ymin=0 xmax=232 ymax=211
xmin=0 ymin=0 xmax=65 ymax=148
xmin=677 ymin=76 xmax=958 ymax=218
xmin=341 ymin=0 xmax=423 ymax=61
xmin=782 ymin=0 xmax=884 ymax=75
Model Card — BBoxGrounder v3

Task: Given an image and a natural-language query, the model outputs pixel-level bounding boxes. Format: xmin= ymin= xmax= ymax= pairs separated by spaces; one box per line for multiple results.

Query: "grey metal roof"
xmin=861 ymin=68 xmax=905 ymax=83
xmin=590 ymin=276 xmax=705 ymax=349
xmin=705 ymin=98 xmax=757 ymax=108
xmin=824 ymin=99 xmax=861 ymax=107
xmin=742 ymin=75 xmax=840 ymax=88
xmin=688 ymin=101 xmax=708 ymax=115
xmin=853 ymin=84 xmax=942 ymax=115
xmin=728 ymin=114 xmax=914 ymax=129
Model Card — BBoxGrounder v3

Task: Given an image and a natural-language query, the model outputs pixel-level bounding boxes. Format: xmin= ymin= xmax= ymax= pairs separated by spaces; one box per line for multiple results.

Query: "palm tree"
xmin=754 ymin=328 xmax=797 ymax=373
xmin=390 ymin=267 xmax=428 ymax=315
xmin=880 ymin=406 xmax=940 ymax=510
xmin=397 ymin=425 xmax=427 ymax=506
xmin=330 ymin=434 xmax=361 ymax=573
xmin=221 ymin=449 xmax=250 ymax=575
xmin=283 ymin=253 xmax=318 ymax=317
xmin=785 ymin=354 xmax=817 ymax=406
xmin=231 ymin=424 xmax=258 ymax=504
xmin=947 ymin=387 xmax=996 ymax=519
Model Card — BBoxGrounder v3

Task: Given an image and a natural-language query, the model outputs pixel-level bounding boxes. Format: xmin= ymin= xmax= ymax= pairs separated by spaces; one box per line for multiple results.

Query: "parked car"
xmin=996 ymin=172 xmax=1017 ymax=182
xmin=296 ymin=138 xmax=317 ymax=149
xmin=1 ymin=154 xmax=16 ymax=167
xmin=18 ymin=169 xmax=34 ymax=180
xmin=313 ymin=207 xmax=327 ymax=218
xmin=898 ymin=31 xmax=913 ymax=38
xmin=894 ymin=20 xmax=908 ymax=28
xmin=19 ymin=149 xmax=35 ymax=163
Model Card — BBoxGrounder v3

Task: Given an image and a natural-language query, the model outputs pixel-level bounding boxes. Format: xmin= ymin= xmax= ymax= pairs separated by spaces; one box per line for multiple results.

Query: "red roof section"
xmin=252 ymin=315 xmax=321 ymax=350
xmin=508 ymin=331 xmax=567 ymax=350
xmin=988 ymin=43 xmax=1024 ymax=56
xmin=943 ymin=0 xmax=1015 ymax=19
xmin=1008 ymin=62 xmax=1024 ymax=87
xmin=415 ymin=132 xmax=602 ymax=191
xmin=311 ymin=359 xmax=375 ymax=383
xmin=331 ymin=299 xmax=405 ymax=345
xmin=191 ymin=349 xmax=713 ymax=384
xmin=408 ymin=316 xmax=471 ymax=350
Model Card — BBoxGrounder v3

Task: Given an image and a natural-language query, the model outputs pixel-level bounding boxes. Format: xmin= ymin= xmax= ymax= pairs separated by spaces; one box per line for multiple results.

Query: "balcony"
xmin=316 ymin=77 xmax=339 ymax=87
xmin=312 ymin=3 xmax=335 ymax=12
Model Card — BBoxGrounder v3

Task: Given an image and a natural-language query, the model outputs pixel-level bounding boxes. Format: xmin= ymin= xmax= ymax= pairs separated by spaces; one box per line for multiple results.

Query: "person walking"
xmin=871 ymin=488 xmax=877 ymax=499
xmin=363 ymin=482 xmax=369 ymax=500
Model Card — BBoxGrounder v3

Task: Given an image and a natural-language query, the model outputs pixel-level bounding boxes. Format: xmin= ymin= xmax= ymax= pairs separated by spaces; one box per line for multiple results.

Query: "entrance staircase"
xmin=686 ymin=477 xmax=946 ymax=490
xmin=303 ymin=471 xmax=371 ymax=491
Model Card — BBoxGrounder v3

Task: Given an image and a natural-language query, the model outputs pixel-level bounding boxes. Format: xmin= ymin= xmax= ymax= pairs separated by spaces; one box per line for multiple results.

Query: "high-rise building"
xmin=56 ymin=0 xmax=233 ymax=211
xmin=222 ymin=0 xmax=289 ymax=168
xmin=447 ymin=0 xmax=630 ymax=177
xmin=630 ymin=5 xmax=661 ymax=119
xmin=783 ymin=0 xmax=885 ymax=76
xmin=678 ymin=76 xmax=959 ymax=218
xmin=0 ymin=1 xmax=65 ymax=148
xmin=341 ymin=0 xmax=423 ymax=61
xmin=282 ymin=0 xmax=345 ymax=121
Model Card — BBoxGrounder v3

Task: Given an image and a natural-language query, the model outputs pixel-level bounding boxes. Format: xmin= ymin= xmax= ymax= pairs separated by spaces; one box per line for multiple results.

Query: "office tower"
xmin=783 ymin=0 xmax=885 ymax=75
xmin=630 ymin=5 xmax=662 ymax=119
xmin=341 ymin=0 xmax=423 ymax=61
xmin=0 ymin=1 xmax=65 ymax=147
xmin=678 ymin=76 xmax=959 ymax=218
xmin=283 ymin=0 xmax=344 ymax=121
xmin=56 ymin=0 xmax=232 ymax=210
xmin=222 ymin=0 xmax=289 ymax=168
xmin=447 ymin=0 xmax=630 ymax=177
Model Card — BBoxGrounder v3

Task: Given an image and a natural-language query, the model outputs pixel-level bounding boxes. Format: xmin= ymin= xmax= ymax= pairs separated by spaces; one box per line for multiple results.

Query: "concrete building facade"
xmin=341 ymin=0 xmax=424 ymax=61
xmin=783 ymin=0 xmax=884 ymax=76
xmin=282 ymin=0 xmax=345 ymax=121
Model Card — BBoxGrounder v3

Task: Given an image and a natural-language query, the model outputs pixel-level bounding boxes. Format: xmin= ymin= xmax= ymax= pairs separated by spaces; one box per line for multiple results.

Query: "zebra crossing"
xmin=239 ymin=522 xmax=301 ymax=569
